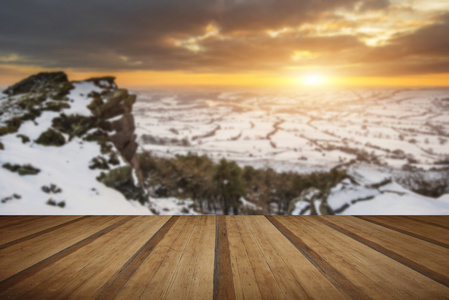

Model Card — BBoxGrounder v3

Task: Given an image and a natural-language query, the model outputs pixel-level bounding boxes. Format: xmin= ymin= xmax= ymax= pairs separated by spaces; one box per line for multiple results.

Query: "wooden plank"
xmin=187 ymin=216 xmax=216 ymax=300
xmin=60 ymin=216 xmax=171 ymax=299
xmin=0 ymin=216 xmax=43 ymax=229
xmin=16 ymin=216 xmax=170 ymax=299
xmin=0 ymin=216 xmax=83 ymax=245
xmin=280 ymin=216 xmax=449 ymax=299
xmin=0 ymin=216 xmax=87 ymax=250
xmin=95 ymin=216 xmax=177 ymax=299
xmin=137 ymin=216 xmax=198 ymax=300
xmin=0 ymin=216 xmax=122 ymax=281
xmin=164 ymin=216 xmax=215 ymax=300
xmin=358 ymin=216 xmax=449 ymax=248
xmin=1 ymin=215 xmax=448 ymax=299
xmin=0 ymin=216 xmax=148 ymax=299
xmin=267 ymin=216 xmax=368 ymax=299
xmin=237 ymin=216 xmax=286 ymax=300
xmin=318 ymin=216 xmax=449 ymax=287
xmin=249 ymin=216 xmax=347 ymax=299
xmin=114 ymin=216 xmax=195 ymax=299
xmin=239 ymin=216 xmax=309 ymax=300
xmin=408 ymin=216 xmax=449 ymax=230
xmin=227 ymin=216 xmax=263 ymax=300
xmin=0 ymin=216 xmax=128 ymax=291
xmin=214 ymin=216 xmax=236 ymax=300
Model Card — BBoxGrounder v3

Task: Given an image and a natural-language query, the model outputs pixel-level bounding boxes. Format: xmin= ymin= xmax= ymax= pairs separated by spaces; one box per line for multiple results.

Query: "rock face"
xmin=96 ymin=89 xmax=138 ymax=162
xmin=3 ymin=72 xmax=68 ymax=96
xmin=90 ymin=87 xmax=146 ymax=201
xmin=0 ymin=71 xmax=148 ymax=207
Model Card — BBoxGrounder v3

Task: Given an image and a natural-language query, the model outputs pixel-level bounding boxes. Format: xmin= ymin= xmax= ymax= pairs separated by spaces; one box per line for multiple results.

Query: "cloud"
xmin=388 ymin=14 xmax=449 ymax=58
xmin=344 ymin=13 xmax=449 ymax=75
xmin=1 ymin=0 xmax=448 ymax=78
xmin=0 ymin=54 xmax=21 ymax=63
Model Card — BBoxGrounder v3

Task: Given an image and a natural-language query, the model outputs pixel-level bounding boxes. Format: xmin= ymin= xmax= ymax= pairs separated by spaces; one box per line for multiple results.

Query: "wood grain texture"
xmin=0 ymin=216 xmax=130 ymax=291
xmin=408 ymin=216 xmax=449 ymax=230
xmin=0 ymin=216 xmax=151 ymax=299
xmin=358 ymin=216 xmax=449 ymax=248
xmin=132 ymin=216 xmax=197 ymax=300
xmin=245 ymin=216 xmax=347 ymax=299
xmin=164 ymin=216 xmax=215 ymax=300
xmin=318 ymin=216 xmax=449 ymax=287
xmin=0 ymin=216 xmax=87 ymax=250
xmin=267 ymin=216 xmax=369 ymax=300
xmin=214 ymin=216 xmax=235 ymax=300
xmin=63 ymin=216 xmax=170 ymax=300
xmin=113 ymin=216 xmax=192 ymax=299
xmin=0 ymin=216 xmax=42 ymax=229
xmin=0 ymin=215 xmax=448 ymax=300
xmin=185 ymin=216 xmax=216 ymax=299
xmin=96 ymin=216 xmax=177 ymax=300
xmin=0 ymin=216 xmax=84 ymax=245
xmin=279 ymin=216 xmax=449 ymax=299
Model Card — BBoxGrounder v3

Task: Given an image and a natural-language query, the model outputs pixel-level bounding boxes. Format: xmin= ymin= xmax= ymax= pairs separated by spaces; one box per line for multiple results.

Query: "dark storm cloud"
xmin=0 ymin=0 xmax=392 ymax=72
xmin=212 ymin=0 xmax=388 ymax=33
xmin=5 ymin=0 xmax=446 ymax=78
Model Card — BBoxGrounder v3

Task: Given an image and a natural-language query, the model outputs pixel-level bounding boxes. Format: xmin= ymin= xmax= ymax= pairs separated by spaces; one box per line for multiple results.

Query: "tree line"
xmin=138 ymin=151 xmax=349 ymax=215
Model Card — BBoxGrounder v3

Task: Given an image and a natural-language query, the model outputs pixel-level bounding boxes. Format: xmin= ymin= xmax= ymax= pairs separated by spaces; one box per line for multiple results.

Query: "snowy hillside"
xmin=0 ymin=72 xmax=196 ymax=215
xmin=315 ymin=164 xmax=449 ymax=215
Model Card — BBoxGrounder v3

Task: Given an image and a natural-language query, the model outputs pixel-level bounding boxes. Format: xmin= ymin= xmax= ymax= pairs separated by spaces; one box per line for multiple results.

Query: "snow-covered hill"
xmin=0 ymin=72 xmax=196 ymax=215
xmin=291 ymin=163 xmax=449 ymax=215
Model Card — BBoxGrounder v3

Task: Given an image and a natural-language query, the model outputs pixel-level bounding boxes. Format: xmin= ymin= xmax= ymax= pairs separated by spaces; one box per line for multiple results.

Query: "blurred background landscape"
xmin=1 ymin=0 xmax=448 ymax=214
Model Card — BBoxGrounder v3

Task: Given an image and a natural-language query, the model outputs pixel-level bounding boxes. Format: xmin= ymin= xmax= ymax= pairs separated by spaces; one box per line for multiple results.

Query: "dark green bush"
xmin=2 ymin=163 xmax=40 ymax=175
xmin=41 ymin=184 xmax=62 ymax=194
xmin=46 ymin=198 xmax=66 ymax=208
xmin=87 ymin=96 xmax=104 ymax=113
xmin=52 ymin=114 xmax=96 ymax=139
xmin=43 ymin=101 xmax=70 ymax=112
xmin=0 ymin=117 xmax=23 ymax=136
xmin=16 ymin=134 xmax=30 ymax=144
xmin=89 ymin=156 xmax=110 ymax=170
xmin=52 ymin=82 xmax=74 ymax=100
xmin=35 ymin=129 xmax=65 ymax=146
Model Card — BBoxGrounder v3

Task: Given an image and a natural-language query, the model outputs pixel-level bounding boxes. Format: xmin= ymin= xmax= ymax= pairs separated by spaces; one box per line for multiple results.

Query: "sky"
xmin=1 ymin=0 xmax=449 ymax=88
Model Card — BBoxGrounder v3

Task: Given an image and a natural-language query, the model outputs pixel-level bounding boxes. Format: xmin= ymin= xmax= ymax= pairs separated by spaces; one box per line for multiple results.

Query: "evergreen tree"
xmin=213 ymin=159 xmax=245 ymax=215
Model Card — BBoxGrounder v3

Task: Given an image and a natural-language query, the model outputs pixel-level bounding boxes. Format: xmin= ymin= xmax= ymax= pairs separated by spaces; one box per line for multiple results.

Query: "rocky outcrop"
xmin=1 ymin=71 xmax=148 ymax=204
xmin=3 ymin=72 xmax=68 ymax=96
xmin=91 ymin=87 xmax=146 ymax=197
xmin=82 ymin=77 xmax=147 ymax=202
xmin=90 ymin=89 xmax=137 ymax=160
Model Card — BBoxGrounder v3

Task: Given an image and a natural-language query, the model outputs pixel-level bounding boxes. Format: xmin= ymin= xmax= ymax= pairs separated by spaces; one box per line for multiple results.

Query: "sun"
xmin=301 ymin=74 xmax=325 ymax=86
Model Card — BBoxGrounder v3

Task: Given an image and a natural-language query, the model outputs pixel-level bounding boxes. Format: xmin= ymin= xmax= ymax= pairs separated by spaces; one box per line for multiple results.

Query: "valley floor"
xmin=133 ymin=88 xmax=449 ymax=215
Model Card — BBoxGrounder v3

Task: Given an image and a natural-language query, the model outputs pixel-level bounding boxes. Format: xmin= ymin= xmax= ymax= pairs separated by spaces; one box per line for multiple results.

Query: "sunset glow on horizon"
xmin=301 ymin=75 xmax=326 ymax=86
xmin=1 ymin=0 xmax=449 ymax=88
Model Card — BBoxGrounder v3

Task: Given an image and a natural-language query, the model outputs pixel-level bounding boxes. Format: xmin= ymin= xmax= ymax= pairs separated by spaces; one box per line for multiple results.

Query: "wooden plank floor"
xmin=0 ymin=216 xmax=448 ymax=299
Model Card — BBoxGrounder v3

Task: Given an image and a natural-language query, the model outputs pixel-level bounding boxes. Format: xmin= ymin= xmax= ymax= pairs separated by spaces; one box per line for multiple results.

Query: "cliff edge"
xmin=0 ymin=72 xmax=150 ymax=214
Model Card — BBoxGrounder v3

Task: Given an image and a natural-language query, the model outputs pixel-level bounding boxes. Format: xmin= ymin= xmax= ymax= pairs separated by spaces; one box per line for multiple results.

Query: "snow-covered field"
xmin=133 ymin=87 xmax=449 ymax=215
